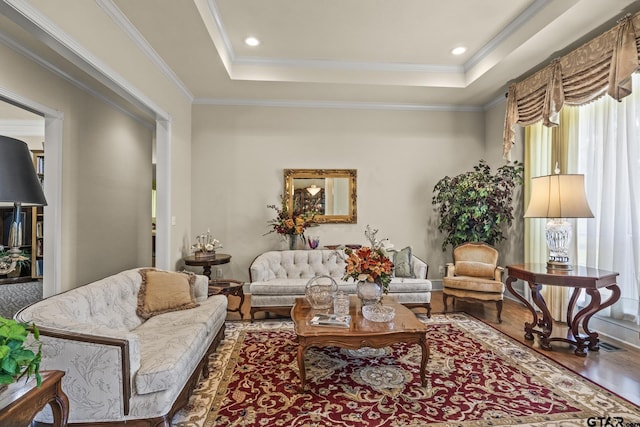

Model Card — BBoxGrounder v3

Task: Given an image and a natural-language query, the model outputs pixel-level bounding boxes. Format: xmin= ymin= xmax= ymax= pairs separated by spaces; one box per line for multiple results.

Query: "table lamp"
xmin=0 ymin=135 xmax=47 ymax=275
xmin=524 ymin=172 xmax=593 ymax=270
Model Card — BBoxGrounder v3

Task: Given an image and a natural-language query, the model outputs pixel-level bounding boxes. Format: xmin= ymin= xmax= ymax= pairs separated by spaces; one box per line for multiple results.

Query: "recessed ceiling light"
xmin=244 ymin=36 xmax=260 ymax=47
xmin=451 ymin=46 xmax=467 ymax=56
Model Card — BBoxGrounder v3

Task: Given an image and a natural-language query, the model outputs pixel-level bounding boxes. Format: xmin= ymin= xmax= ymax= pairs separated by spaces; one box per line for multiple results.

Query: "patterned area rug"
xmin=173 ymin=314 xmax=640 ymax=426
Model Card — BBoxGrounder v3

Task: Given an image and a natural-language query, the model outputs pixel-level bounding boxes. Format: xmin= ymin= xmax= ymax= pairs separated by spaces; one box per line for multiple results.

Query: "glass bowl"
xmin=362 ymin=304 xmax=395 ymax=322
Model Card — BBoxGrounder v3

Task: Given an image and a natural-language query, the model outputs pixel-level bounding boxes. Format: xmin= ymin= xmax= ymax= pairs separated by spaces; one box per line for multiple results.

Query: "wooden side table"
xmin=209 ymin=278 xmax=245 ymax=318
xmin=505 ymin=263 xmax=620 ymax=356
xmin=184 ymin=253 xmax=231 ymax=279
xmin=0 ymin=370 xmax=69 ymax=427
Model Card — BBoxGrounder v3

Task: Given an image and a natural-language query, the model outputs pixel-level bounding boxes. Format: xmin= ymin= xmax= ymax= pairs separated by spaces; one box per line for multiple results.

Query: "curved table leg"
xmin=582 ymin=284 xmax=621 ymax=352
xmin=570 ymin=289 xmax=601 ymax=356
xmin=297 ymin=343 xmax=308 ymax=392
xmin=566 ymin=287 xmax=582 ymax=328
xmin=419 ymin=335 xmax=430 ymax=386
xmin=50 ymin=391 xmax=70 ymax=427
xmin=237 ymin=289 xmax=246 ymax=318
xmin=505 ymin=276 xmax=538 ymax=341
xmin=529 ymin=282 xmax=553 ymax=350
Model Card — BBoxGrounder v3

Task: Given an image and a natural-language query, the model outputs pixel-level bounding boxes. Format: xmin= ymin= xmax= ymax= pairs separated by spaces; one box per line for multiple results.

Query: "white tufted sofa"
xmin=15 ymin=268 xmax=227 ymax=426
xmin=249 ymin=249 xmax=432 ymax=321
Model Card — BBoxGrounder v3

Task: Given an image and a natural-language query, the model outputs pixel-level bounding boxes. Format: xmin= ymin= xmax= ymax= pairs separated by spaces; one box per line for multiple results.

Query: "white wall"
xmin=191 ymin=105 xmax=494 ymax=282
xmin=483 ymin=99 xmax=525 ymax=270
xmin=2 ymin=0 xmax=196 ymax=285
xmin=0 ymin=41 xmax=153 ymax=289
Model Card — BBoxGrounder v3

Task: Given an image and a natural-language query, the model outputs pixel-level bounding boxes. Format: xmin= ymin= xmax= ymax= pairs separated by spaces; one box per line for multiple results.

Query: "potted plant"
xmin=0 ymin=316 xmax=42 ymax=389
xmin=0 ymin=247 xmax=31 ymax=278
xmin=432 ymin=160 xmax=524 ymax=251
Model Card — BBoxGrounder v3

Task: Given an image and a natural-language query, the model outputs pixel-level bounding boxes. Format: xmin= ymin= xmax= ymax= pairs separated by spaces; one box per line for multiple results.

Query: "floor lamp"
xmin=0 ymin=136 xmax=47 ymax=275
xmin=524 ymin=173 xmax=593 ymax=271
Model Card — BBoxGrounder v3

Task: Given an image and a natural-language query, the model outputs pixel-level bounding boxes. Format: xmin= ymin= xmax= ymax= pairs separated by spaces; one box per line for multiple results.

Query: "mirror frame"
xmin=284 ymin=169 xmax=357 ymax=224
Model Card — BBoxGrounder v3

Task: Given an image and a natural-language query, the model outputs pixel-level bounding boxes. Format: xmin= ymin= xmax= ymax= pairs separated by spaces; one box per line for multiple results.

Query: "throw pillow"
xmin=137 ymin=269 xmax=199 ymax=319
xmin=454 ymin=261 xmax=496 ymax=279
xmin=389 ymin=246 xmax=416 ymax=278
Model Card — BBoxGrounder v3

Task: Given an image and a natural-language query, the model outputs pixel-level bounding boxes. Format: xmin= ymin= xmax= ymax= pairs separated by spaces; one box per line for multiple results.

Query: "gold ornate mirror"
xmin=284 ymin=169 xmax=357 ymax=223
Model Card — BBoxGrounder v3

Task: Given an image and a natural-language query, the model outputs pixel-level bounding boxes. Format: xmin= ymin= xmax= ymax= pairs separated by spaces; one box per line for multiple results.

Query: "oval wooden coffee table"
xmin=291 ymin=295 xmax=429 ymax=392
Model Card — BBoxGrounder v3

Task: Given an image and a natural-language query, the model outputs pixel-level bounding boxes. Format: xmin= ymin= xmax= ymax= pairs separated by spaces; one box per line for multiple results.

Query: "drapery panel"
xmin=503 ymin=12 xmax=640 ymax=159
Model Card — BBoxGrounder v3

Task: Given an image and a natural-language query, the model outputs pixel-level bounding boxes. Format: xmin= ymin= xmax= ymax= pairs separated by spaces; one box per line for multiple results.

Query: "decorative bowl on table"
xmin=362 ymin=304 xmax=395 ymax=322
xmin=345 ymin=244 xmax=362 ymax=249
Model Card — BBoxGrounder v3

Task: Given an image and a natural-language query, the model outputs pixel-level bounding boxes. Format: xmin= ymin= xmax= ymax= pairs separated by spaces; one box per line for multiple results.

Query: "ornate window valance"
xmin=503 ymin=12 xmax=640 ymax=159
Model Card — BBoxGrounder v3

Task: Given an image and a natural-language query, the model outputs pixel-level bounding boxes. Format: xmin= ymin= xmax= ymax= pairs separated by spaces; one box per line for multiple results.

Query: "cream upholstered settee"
xmin=15 ymin=268 xmax=227 ymax=426
xmin=249 ymin=249 xmax=432 ymax=321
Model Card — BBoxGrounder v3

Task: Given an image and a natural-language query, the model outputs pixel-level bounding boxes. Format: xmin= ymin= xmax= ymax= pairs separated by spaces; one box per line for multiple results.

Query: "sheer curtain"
xmin=575 ymin=73 xmax=640 ymax=324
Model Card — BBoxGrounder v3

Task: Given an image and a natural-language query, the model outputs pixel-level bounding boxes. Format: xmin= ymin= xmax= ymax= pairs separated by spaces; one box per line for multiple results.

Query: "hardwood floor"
xmin=225 ymin=290 xmax=640 ymax=408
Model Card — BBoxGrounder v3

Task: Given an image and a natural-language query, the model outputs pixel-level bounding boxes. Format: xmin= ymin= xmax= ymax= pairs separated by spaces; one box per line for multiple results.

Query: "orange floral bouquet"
xmin=343 ymin=226 xmax=394 ymax=294
xmin=265 ymin=196 xmax=315 ymax=237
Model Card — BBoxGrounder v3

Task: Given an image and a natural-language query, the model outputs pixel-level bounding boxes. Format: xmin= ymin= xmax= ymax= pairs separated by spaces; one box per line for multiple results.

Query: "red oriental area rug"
xmin=173 ymin=314 xmax=640 ymax=427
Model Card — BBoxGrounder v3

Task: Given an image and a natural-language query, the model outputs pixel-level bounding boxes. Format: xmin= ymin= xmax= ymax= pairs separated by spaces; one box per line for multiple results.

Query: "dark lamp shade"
xmin=0 ymin=135 xmax=47 ymax=206
xmin=524 ymin=174 xmax=593 ymax=219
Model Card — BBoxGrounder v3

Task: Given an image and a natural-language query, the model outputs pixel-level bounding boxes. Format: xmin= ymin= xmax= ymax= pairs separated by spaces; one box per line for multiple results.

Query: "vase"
xmin=307 ymin=236 xmax=320 ymax=249
xmin=7 ymin=264 xmax=22 ymax=278
xmin=288 ymin=234 xmax=303 ymax=250
xmin=357 ymin=280 xmax=383 ymax=307
xmin=195 ymin=250 xmax=215 ymax=260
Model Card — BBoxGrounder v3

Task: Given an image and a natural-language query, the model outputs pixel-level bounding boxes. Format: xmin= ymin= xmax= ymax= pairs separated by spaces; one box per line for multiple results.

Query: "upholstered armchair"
xmin=442 ymin=242 xmax=504 ymax=323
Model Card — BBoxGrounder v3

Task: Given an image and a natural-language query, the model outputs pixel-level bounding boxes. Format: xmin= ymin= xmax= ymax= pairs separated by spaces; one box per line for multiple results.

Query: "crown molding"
xmin=96 ymin=0 xmax=193 ymax=102
xmin=465 ymin=0 xmax=551 ymax=72
xmin=202 ymin=0 xmax=548 ymax=88
xmin=235 ymin=56 xmax=464 ymax=74
xmin=0 ymin=27 xmax=153 ymax=128
xmin=193 ymin=97 xmax=483 ymax=112
xmin=0 ymin=0 xmax=512 ymax=117
xmin=483 ymin=92 xmax=508 ymax=111
xmin=0 ymin=0 xmax=170 ymax=122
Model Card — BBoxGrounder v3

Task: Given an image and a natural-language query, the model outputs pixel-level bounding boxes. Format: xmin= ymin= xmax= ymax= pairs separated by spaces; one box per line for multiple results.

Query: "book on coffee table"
xmin=310 ymin=314 xmax=351 ymax=328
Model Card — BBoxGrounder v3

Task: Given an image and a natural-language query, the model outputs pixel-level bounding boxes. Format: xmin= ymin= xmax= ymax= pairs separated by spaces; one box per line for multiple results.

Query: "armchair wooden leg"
xmin=443 ymin=293 xmax=455 ymax=313
xmin=496 ymin=300 xmax=503 ymax=323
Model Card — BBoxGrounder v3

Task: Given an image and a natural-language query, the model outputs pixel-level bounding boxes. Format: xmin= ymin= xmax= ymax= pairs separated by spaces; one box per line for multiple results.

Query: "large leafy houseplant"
xmin=432 ymin=160 xmax=524 ymax=251
xmin=0 ymin=316 xmax=42 ymax=387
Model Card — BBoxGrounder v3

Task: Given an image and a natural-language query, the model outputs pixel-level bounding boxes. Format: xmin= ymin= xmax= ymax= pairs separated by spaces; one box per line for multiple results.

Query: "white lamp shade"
xmin=524 ymin=174 xmax=593 ymax=218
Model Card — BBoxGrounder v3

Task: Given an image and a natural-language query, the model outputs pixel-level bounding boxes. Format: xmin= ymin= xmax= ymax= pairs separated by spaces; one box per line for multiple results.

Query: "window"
xmin=574 ymin=72 xmax=640 ymax=323
xmin=526 ymin=73 xmax=640 ymax=325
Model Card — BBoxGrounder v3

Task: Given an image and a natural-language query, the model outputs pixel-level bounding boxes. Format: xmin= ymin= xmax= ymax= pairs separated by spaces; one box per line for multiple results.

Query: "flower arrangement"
xmin=342 ymin=225 xmax=394 ymax=294
xmin=191 ymin=229 xmax=222 ymax=256
xmin=265 ymin=196 xmax=315 ymax=237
